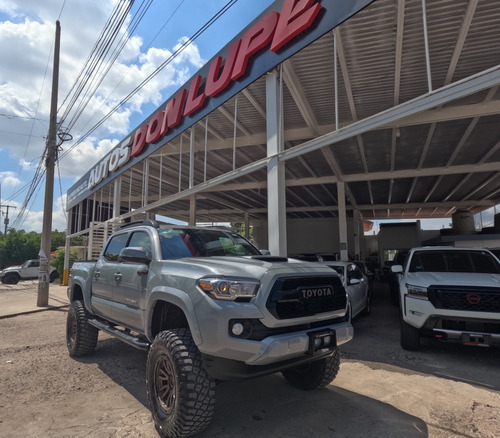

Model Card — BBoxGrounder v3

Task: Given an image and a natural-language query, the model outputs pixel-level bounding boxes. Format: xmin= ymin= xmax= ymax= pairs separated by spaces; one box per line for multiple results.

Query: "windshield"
xmin=326 ymin=265 xmax=345 ymax=277
xmin=408 ymin=250 xmax=500 ymax=274
xmin=158 ymin=228 xmax=261 ymax=259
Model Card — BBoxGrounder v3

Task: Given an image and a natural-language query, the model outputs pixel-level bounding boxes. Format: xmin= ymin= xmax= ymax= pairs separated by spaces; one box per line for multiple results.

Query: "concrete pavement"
xmin=0 ymin=281 xmax=69 ymax=319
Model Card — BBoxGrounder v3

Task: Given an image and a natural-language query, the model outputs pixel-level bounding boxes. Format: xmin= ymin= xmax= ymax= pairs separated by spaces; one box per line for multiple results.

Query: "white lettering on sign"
xmin=88 ymin=137 xmax=132 ymax=190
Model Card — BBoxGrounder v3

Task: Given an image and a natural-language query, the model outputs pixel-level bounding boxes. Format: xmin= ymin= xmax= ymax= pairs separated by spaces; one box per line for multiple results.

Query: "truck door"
xmin=111 ymin=230 xmax=151 ymax=330
xmin=26 ymin=260 xmax=39 ymax=279
xmin=347 ymin=263 xmax=365 ymax=316
xmin=92 ymin=232 xmax=128 ymax=318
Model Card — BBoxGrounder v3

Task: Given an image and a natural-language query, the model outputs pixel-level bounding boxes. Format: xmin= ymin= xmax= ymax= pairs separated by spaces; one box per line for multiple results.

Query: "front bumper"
xmin=201 ymin=321 xmax=353 ymax=381
xmin=244 ymin=321 xmax=353 ymax=365
xmin=403 ymin=295 xmax=500 ymax=345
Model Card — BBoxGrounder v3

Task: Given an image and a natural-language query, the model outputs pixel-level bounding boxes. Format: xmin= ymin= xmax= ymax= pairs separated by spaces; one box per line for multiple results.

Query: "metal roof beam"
xmin=282 ymin=60 xmax=319 ymax=136
xmin=280 ymin=65 xmax=500 ymax=162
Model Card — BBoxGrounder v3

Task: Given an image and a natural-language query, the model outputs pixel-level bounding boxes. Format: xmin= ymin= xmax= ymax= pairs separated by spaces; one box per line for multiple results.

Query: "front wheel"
xmin=3 ymin=273 xmax=19 ymax=284
xmin=400 ymin=318 xmax=420 ymax=351
xmin=282 ymin=348 xmax=341 ymax=390
xmin=146 ymin=329 xmax=215 ymax=438
xmin=66 ymin=300 xmax=99 ymax=357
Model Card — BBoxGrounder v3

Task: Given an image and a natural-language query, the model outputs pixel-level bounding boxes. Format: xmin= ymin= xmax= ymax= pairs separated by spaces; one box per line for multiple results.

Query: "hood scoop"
xmin=250 ymin=255 xmax=289 ymax=262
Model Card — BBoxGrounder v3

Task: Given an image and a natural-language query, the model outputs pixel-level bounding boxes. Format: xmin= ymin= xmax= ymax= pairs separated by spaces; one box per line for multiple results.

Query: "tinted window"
xmin=103 ymin=233 xmax=128 ymax=262
xmin=347 ymin=264 xmax=362 ymax=280
xmin=128 ymin=231 xmax=152 ymax=255
xmin=409 ymin=250 xmax=500 ymax=274
xmin=158 ymin=228 xmax=260 ymax=259
xmin=327 ymin=265 xmax=344 ymax=277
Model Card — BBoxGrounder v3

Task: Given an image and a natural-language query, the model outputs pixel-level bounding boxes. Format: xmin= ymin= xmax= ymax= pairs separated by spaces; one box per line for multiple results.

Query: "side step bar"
xmin=89 ymin=319 xmax=150 ymax=350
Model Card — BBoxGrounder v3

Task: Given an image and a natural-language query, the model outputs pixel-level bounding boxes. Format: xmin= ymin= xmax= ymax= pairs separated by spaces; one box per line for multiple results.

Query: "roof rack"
xmin=118 ymin=219 xmax=160 ymax=230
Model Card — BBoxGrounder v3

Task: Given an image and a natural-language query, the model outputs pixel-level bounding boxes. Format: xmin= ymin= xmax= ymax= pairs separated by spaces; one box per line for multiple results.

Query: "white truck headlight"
xmin=406 ymin=284 xmax=428 ymax=300
xmin=197 ymin=277 xmax=259 ymax=300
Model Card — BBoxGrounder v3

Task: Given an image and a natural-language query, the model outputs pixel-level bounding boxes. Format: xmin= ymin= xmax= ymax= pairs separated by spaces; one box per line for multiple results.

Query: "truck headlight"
xmin=197 ymin=277 xmax=259 ymax=301
xmin=406 ymin=284 xmax=428 ymax=300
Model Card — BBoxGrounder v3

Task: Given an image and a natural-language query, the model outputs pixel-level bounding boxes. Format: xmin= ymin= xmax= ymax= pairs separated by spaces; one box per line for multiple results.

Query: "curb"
xmin=0 ymin=304 xmax=70 ymax=320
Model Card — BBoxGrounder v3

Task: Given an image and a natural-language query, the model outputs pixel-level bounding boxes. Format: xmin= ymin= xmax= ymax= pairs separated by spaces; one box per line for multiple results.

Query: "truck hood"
xmin=3 ymin=265 xmax=23 ymax=271
xmin=165 ymin=255 xmax=335 ymax=280
xmin=405 ymin=271 xmax=500 ymax=288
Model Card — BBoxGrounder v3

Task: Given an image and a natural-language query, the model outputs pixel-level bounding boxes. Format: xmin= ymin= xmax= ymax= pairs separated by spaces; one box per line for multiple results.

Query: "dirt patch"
xmin=1 ymin=283 xmax=499 ymax=437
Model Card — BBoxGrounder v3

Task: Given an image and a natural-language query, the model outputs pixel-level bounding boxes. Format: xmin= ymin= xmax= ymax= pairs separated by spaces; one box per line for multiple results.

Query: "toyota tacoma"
xmin=66 ymin=220 xmax=353 ymax=437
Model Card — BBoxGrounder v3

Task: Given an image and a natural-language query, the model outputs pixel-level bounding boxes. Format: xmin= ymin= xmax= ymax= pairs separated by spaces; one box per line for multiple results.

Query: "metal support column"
xmin=353 ymin=210 xmax=361 ymax=260
xmin=337 ymin=182 xmax=348 ymax=260
xmin=266 ymin=69 xmax=287 ymax=256
xmin=189 ymin=195 xmax=196 ymax=226
xmin=113 ymin=178 xmax=121 ymax=218
xmin=244 ymin=212 xmax=250 ymax=240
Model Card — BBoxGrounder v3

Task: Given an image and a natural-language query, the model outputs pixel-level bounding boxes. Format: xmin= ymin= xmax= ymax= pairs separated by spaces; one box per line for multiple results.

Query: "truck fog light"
xmin=231 ymin=322 xmax=244 ymax=336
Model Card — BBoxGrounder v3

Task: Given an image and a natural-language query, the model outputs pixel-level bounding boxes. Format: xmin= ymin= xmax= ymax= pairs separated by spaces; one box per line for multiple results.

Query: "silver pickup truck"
xmin=66 ymin=220 xmax=353 ymax=438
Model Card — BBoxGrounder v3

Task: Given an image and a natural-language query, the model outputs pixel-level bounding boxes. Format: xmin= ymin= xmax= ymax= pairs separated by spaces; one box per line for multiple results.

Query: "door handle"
xmin=114 ymin=273 xmax=122 ymax=281
xmin=94 ymin=271 xmax=100 ymax=279
xmin=137 ymin=269 xmax=149 ymax=276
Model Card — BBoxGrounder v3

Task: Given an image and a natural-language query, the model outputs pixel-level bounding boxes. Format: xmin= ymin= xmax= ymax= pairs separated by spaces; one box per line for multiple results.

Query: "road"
xmin=0 ymin=282 xmax=499 ymax=437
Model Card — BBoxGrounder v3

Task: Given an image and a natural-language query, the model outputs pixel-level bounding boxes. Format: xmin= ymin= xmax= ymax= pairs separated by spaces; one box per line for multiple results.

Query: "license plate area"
xmin=307 ymin=329 xmax=336 ymax=355
xmin=462 ymin=333 xmax=491 ymax=347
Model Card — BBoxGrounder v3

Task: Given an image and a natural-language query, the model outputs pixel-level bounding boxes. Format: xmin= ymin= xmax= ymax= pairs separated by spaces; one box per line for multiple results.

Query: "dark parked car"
xmin=389 ymin=250 xmax=409 ymax=306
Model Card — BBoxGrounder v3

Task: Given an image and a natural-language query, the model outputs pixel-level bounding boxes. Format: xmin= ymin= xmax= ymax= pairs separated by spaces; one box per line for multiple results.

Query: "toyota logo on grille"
xmin=466 ymin=294 xmax=481 ymax=305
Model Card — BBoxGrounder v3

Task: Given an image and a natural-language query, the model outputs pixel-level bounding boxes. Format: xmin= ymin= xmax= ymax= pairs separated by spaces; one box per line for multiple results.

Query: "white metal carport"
xmin=64 ymin=0 xmax=500 ymax=279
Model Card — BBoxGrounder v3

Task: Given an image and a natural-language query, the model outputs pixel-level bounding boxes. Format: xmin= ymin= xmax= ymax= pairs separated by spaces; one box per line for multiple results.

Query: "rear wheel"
xmin=4 ymin=273 xmax=19 ymax=284
xmin=400 ymin=318 xmax=420 ymax=350
xmin=282 ymin=348 xmax=341 ymax=390
xmin=66 ymin=300 xmax=99 ymax=357
xmin=146 ymin=328 xmax=215 ymax=438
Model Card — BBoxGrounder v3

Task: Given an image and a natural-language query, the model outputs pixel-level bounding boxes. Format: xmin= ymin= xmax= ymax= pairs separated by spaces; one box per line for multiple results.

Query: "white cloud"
xmin=58 ymin=138 xmax=118 ymax=178
xmin=0 ymin=170 xmax=21 ymax=186
xmin=0 ymin=0 xmax=206 ymax=235
xmin=5 ymin=193 xmax=68 ymax=233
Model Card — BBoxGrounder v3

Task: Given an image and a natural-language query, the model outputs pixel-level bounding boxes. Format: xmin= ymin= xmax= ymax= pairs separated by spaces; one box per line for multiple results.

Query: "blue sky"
xmin=0 ymin=0 xmax=273 ymax=232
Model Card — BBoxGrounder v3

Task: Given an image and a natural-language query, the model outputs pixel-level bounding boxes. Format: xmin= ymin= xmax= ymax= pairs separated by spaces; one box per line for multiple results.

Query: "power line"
xmin=11 ymin=0 xmax=239 ymax=229
xmin=59 ymin=0 xmax=238 ymax=162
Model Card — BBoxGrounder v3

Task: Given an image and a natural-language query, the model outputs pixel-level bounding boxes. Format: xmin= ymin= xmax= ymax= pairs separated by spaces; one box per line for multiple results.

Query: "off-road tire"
xmin=66 ymin=300 xmax=99 ymax=357
xmin=282 ymin=347 xmax=341 ymax=390
xmin=400 ymin=318 xmax=420 ymax=351
xmin=4 ymin=273 xmax=20 ymax=284
xmin=146 ymin=328 xmax=215 ymax=438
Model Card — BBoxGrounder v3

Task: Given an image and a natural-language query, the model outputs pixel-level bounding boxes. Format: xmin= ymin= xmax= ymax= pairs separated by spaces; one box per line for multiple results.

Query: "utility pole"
xmin=0 ymin=183 xmax=17 ymax=235
xmin=2 ymin=205 xmax=16 ymax=234
xmin=38 ymin=20 xmax=60 ymax=307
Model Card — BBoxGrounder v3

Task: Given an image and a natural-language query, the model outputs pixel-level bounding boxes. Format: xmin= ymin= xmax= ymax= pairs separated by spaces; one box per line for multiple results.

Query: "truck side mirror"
xmin=260 ymin=249 xmax=271 ymax=255
xmin=119 ymin=247 xmax=152 ymax=265
xmin=391 ymin=264 xmax=403 ymax=273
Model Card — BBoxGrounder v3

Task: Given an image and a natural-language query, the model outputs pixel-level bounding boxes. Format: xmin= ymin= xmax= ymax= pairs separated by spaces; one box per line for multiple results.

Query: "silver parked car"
xmin=319 ymin=261 xmax=371 ymax=319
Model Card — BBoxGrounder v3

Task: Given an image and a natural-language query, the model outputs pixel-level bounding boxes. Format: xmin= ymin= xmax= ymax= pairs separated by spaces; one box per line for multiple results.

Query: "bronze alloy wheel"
xmin=154 ymin=354 xmax=178 ymax=417
xmin=66 ymin=310 xmax=77 ymax=350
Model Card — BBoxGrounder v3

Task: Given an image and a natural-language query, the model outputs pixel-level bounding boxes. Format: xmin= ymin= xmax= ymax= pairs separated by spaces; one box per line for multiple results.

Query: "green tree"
xmin=231 ymin=223 xmax=253 ymax=242
xmin=51 ymin=248 xmax=78 ymax=279
xmin=0 ymin=229 xmax=71 ymax=269
xmin=0 ymin=229 xmax=40 ymax=268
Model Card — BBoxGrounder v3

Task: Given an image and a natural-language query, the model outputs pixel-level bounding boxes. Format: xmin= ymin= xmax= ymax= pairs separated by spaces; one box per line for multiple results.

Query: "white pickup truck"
xmin=0 ymin=259 xmax=58 ymax=284
xmin=391 ymin=246 xmax=500 ymax=350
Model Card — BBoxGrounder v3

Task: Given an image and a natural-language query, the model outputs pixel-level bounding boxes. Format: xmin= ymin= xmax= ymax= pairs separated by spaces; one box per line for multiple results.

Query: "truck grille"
xmin=428 ymin=285 xmax=500 ymax=312
xmin=266 ymin=276 xmax=347 ymax=319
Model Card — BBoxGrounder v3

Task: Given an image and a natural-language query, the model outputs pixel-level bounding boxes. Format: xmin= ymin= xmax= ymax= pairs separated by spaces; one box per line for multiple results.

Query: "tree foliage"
xmin=0 ymin=229 xmax=69 ymax=269
xmin=231 ymin=223 xmax=253 ymax=242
